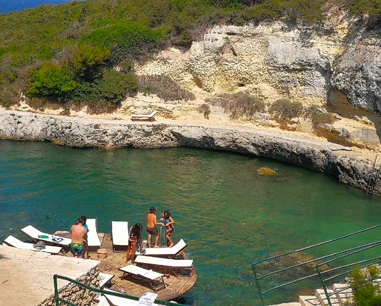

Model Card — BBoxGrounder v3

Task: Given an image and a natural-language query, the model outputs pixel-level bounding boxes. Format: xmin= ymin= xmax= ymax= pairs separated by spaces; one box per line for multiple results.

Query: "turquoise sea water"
xmin=0 ymin=0 xmax=75 ymax=14
xmin=1 ymin=140 xmax=381 ymax=305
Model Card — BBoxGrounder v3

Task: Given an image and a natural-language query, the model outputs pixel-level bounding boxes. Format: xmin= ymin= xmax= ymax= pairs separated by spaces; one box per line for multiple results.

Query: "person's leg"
xmin=166 ymin=229 xmax=174 ymax=247
xmin=84 ymin=241 xmax=88 ymax=259
xmin=126 ymin=243 xmax=132 ymax=263
xmin=147 ymin=233 xmax=152 ymax=248
xmin=154 ymin=232 xmax=160 ymax=247
xmin=130 ymin=242 xmax=137 ymax=264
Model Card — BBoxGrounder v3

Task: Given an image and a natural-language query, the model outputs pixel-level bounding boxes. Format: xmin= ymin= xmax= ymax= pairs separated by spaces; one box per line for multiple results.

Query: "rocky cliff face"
xmin=134 ymin=6 xmax=381 ymax=150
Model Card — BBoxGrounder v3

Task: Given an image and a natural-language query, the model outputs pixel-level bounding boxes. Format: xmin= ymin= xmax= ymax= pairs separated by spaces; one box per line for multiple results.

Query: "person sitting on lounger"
xmin=126 ymin=223 xmax=143 ymax=264
xmin=146 ymin=207 xmax=163 ymax=248
xmin=70 ymin=216 xmax=87 ymax=258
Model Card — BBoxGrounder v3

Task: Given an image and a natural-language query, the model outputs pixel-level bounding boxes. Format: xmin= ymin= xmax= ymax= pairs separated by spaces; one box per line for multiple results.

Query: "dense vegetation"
xmin=0 ymin=0 xmax=380 ymax=108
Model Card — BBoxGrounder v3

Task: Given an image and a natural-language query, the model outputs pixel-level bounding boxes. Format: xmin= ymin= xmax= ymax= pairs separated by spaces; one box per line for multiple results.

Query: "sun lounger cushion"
xmin=3 ymin=235 xmax=62 ymax=254
xmin=99 ymin=272 xmax=115 ymax=289
xmin=20 ymin=225 xmax=71 ymax=246
xmin=111 ymin=221 xmax=129 ymax=251
xmin=86 ymin=218 xmax=102 ymax=247
xmin=119 ymin=265 xmax=164 ymax=281
xmin=141 ymin=239 xmax=187 ymax=258
xmin=135 ymin=255 xmax=193 ymax=268
xmin=131 ymin=110 xmax=158 ymax=121
xmin=102 ymin=288 xmax=160 ymax=306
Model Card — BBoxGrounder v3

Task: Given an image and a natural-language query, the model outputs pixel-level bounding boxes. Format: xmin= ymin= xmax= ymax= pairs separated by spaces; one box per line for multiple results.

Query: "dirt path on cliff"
xmin=1 ymin=103 xmax=378 ymax=165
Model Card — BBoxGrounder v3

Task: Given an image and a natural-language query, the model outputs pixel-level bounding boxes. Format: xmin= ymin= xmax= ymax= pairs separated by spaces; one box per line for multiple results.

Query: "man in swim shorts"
xmin=146 ymin=207 xmax=163 ymax=248
xmin=70 ymin=216 xmax=87 ymax=258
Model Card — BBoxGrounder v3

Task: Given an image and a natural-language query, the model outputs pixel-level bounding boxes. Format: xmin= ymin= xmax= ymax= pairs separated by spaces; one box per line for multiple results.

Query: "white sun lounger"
xmin=86 ymin=218 xmax=102 ymax=248
xmin=139 ymin=239 xmax=187 ymax=258
xmin=20 ymin=225 xmax=71 ymax=247
xmin=111 ymin=221 xmax=129 ymax=252
xmin=135 ymin=255 xmax=193 ymax=268
xmin=131 ymin=110 xmax=158 ymax=121
xmin=101 ymin=289 xmax=160 ymax=306
xmin=119 ymin=265 xmax=166 ymax=291
xmin=99 ymin=272 xmax=115 ymax=289
xmin=135 ymin=255 xmax=193 ymax=276
xmin=3 ymin=235 xmax=62 ymax=254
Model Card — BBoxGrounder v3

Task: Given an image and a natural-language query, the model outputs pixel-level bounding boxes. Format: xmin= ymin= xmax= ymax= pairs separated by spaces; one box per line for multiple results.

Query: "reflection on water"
xmin=1 ymin=140 xmax=381 ymax=305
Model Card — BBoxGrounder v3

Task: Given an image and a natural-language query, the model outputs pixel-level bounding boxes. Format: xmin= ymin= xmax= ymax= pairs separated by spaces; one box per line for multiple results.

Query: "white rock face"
xmin=136 ymin=8 xmax=381 ymax=114
xmin=136 ymin=19 xmax=346 ymax=105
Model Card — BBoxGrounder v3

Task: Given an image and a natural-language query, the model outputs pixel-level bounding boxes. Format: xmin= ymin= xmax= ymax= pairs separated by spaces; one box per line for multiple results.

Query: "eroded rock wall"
xmin=136 ymin=7 xmax=380 ymax=114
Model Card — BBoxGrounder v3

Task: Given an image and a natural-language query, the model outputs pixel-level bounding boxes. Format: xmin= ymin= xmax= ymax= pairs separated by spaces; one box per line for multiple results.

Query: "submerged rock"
xmin=257 ymin=167 xmax=279 ymax=176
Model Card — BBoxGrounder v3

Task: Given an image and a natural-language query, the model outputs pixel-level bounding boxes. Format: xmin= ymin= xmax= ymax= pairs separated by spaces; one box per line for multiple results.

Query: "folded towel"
xmin=52 ymin=236 xmax=63 ymax=242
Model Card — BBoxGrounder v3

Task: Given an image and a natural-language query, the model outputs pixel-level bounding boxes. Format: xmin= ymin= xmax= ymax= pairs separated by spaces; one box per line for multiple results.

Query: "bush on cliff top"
xmin=0 ymin=0 xmax=379 ymax=107
xmin=269 ymin=98 xmax=303 ymax=121
xmin=208 ymin=92 xmax=265 ymax=120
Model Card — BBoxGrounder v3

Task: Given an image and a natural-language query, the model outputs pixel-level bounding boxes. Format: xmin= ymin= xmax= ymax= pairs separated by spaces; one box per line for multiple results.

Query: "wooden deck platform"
xmin=58 ymin=232 xmax=197 ymax=302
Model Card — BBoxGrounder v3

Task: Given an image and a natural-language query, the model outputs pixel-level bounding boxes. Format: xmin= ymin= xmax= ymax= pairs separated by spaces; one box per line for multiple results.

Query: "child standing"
xmin=126 ymin=223 xmax=143 ymax=264
xmin=161 ymin=211 xmax=175 ymax=247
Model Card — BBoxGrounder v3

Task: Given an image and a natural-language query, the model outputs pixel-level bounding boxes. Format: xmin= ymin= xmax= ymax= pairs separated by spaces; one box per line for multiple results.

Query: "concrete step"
xmin=315 ymin=289 xmax=340 ymax=305
xmin=332 ymin=283 xmax=353 ymax=304
xmin=299 ymin=295 xmax=320 ymax=306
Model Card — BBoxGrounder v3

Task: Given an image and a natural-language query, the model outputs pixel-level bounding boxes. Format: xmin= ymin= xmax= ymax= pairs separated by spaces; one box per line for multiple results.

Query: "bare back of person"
xmin=147 ymin=213 xmax=157 ymax=229
xmin=71 ymin=224 xmax=87 ymax=243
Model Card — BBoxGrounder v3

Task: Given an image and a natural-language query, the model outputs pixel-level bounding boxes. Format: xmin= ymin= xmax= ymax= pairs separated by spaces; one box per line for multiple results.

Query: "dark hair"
xmin=77 ymin=216 xmax=86 ymax=224
xmin=130 ymin=223 xmax=143 ymax=240
xmin=80 ymin=216 xmax=87 ymax=224
xmin=150 ymin=207 xmax=157 ymax=213
xmin=163 ymin=211 xmax=171 ymax=218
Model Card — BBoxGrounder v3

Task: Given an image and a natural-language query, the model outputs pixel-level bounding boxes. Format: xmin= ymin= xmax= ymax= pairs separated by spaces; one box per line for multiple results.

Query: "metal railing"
xmin=316 ymin=245 xmax=381 ymax=306
xmin=252 ymin=224 xmax=381 ymax=305
xmin=53 ymin=274 xmax=180 ymax=306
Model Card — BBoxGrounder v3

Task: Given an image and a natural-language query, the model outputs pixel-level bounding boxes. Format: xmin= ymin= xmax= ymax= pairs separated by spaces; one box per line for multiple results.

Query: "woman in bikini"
xmin=161 ymin=211 xmax=175 ymax=247
xmin=125 ymin=223 xmax=143 ymax=264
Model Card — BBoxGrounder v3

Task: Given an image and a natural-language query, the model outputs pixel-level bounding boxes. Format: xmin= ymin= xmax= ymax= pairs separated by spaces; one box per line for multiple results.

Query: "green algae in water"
xmin=1 ymin=140 xmax=381 ymax=305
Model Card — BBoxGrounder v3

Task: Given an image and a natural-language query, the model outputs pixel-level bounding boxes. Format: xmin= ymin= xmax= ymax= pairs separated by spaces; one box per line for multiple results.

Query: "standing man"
xmin=146 ymin=207 xmax=163 ymax=248
xmin=70 ymin=216 xmax=87 ymax=258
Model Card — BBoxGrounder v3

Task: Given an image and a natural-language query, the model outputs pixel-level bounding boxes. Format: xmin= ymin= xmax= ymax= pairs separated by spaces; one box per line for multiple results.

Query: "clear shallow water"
xmin=1 ymin=140 xmax=381 ymax=305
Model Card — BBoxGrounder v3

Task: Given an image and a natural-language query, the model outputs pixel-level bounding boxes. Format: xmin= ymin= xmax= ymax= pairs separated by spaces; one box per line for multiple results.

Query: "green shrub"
xmin=197 ymin=103 xmax=211 ymax=119
xmin=118 ymin=59 xmax=134 ymax=73
xmin=139 ymin=75 xmax=195 ymax=101
xmin=350 ymin=266 xmax=381 ymax=306
xmin=62 ymin=43 xmax=111 ymax=78
xmin=0 ymin=88 xmax=19 ymax=108
xmin=73 ymin=70 xmax=139 ymax=106
xmin=81 ymin=22 xmax=162 ymax=62
xmin=269 ymin=98 xmax=303 ymax=121
xmin=208 ymin=92 xmax=265 ymax=119
xmin=345 ymin=0 xmax=381 ymax=24
xmin=26 ymin=62 xmax=77 ymax=99
xmin=305 ymin=105 xmax=337 ymax=128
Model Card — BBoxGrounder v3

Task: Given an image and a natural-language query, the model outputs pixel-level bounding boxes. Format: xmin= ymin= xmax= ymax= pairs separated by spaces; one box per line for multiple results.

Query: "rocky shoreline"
xmin=0 ymin=109 xmax=378 ymax=194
